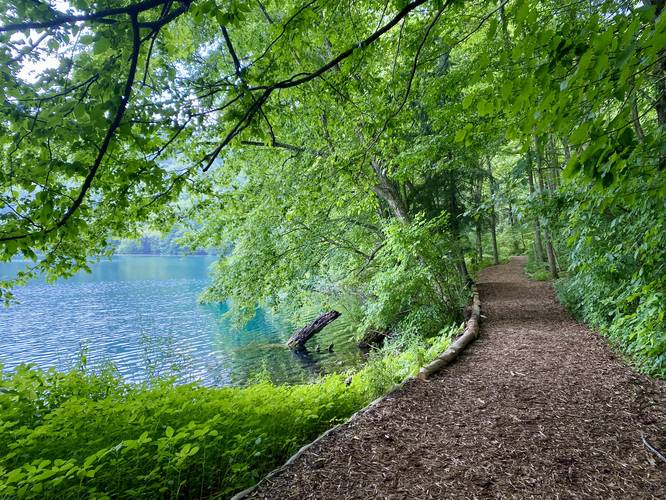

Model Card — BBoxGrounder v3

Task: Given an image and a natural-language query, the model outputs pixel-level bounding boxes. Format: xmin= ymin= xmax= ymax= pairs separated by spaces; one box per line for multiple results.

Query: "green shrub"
xmin=551 ymin=177 xmax=666 ymax=378
xmin=555 ymin=275 xmax=665 ymax=378
xmin=0 ymin=324 xmax=458 ymax=498
xmin=524 ymin=250 xmax=550 ymax=281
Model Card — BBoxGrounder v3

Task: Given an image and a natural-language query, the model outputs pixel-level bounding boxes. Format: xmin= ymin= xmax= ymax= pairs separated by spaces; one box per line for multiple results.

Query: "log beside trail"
xmin=418 ymin=286 xmax=481 ymax=380
xmin=286 ymin=311 xmax=341 ymax=350
xmin=245 ymin=257 xmax=666 ymax=499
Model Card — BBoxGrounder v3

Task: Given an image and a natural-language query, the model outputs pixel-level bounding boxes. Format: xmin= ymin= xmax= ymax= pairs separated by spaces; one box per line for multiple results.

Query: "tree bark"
xmin=446 ymin=178 xmax=473 ymax=286
xmin=507 ymin=202 xmax=521 ymax=254
xmin=456 ymin=255 xmax=473 ymax=287
xmin=648 ymin=0 xmax=666 ymax=125
xmin=474 ymin=221 xmax=483 ymax=264
xmin=547 ymin=136 xmax=561 ymax=190
xmin=486 ymin=160 xmax=499 ymax=265
xmin=646 ymin=0 xmax=666 ymax=169
xmin=631 ymin=94 xmax=646 ymax=144
xmin=371 ymin=158 xmax=410 ymax=223
xmin=561 ymin=138 xmax=572 ymax=163
xmin=533 ymin=137 xmax=559 ymax=279
xmin=526 ymin=151 xmax=546 ymax=264
xmin=287 ymin=311 xmax=341 ymax=350
xmin=473 ymin=177 xmax=483 ymax=264
xmin=489 ymin=209 xmax=499 ymax=265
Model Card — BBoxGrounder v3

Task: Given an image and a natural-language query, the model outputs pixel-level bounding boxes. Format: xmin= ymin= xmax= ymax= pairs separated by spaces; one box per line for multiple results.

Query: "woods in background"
xmin=1 ymin=0 xmax=664 ymax=369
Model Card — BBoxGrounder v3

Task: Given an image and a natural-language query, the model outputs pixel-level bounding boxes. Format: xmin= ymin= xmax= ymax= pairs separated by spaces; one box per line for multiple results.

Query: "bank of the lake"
xmin=0 ymin=324 xmax=456 ymax=498
xmin=0 ymin=255 xmax=461 ymax=497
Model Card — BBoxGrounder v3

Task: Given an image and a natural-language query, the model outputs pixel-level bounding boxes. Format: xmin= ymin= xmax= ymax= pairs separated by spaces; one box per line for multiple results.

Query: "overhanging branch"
xmin=202 ymin=0 xmax=437 ymax=171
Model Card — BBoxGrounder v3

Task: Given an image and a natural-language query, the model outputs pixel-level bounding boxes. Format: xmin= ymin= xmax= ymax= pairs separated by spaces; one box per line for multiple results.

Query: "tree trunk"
xmin=486 ymin=160 xmax=499 ymax=265
xmin=527 ymin=151 xmax=546 ymax=264
xmin=474 ymin=221 xmax=483 ymax=264
xmin=646 ymin=0 xmax=666 ymax=169
xmin=447 ymin=178 xmax=473 ymax=287
xmin=648 ymin=0 xmax=666 ymax=126
xmin=631 ymin=94 xmax=646 ymax=144
xmin=533 ymin=137 xmax=559 ymax=279
xmin=562 ymin=138 xmax=572 ymax=163
xmin=456 ymin=256 xmax=473 ymax=287
xmin=357 ymin=329 xmax=388 ymax=353
xmin=371 ymin=158 xmax=410 ymax=223
xmin=547 ymin=136 xmax=561 ymax=190
xmin=507 ymin=202 xmax=521 ymax=254
xmin=287 ymin=311 xmax=341 ymax=350
xmin=473 ymin=177 xmax=483 ymax=264
xmin=490 ymin=212 xmax=499 ymax=265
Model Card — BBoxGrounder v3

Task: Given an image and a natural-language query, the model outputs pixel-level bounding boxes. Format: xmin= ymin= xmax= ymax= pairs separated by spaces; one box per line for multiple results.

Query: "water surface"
xmin=0 ymin=256 xmax=362 ymax=385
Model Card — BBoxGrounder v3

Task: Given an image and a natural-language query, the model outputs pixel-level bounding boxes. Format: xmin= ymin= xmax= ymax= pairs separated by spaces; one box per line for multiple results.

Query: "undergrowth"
xmin=524 ymin=251 xmax=550 ymax=281
xmin=555 ymin=275 xmax=665 ymax=379
xmin=550 ymin=174 xmax=666 ymax=379
xmin=0 ymin=325 xmax=457 ymax=498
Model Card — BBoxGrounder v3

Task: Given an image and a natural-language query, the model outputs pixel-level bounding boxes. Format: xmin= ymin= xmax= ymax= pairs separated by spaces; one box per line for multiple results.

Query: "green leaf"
xmin=93 ymin=37 xmax=110 ymax=55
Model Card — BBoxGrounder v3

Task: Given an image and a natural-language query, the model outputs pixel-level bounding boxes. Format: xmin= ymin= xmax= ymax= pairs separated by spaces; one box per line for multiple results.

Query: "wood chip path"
xmin=249 ymin=256 xmax=666 ymax=499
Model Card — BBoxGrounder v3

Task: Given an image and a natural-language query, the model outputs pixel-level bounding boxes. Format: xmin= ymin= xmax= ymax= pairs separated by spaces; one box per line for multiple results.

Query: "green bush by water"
xmin=0 ymin=326 xmax=456 ymax=498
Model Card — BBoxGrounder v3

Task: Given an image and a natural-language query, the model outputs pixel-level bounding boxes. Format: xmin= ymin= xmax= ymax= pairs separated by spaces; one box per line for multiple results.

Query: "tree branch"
xmin=203 ymin=0 xmax=436 ymax=171
xmin=0 ymin=0 xmax=178 ymax=32
xmin=1 ymin=14 xmax=142 ymax=242
xmin=241 ymin=140 xmax=305 ymax=152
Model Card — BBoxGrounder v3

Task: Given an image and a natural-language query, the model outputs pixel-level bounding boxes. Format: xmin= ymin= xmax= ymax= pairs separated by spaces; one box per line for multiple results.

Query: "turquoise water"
xmin=0 ymin=256 xmax=362 ymax=386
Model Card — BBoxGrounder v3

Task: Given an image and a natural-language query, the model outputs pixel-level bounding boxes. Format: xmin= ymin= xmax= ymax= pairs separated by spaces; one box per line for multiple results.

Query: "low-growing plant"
xmin=0 ymin=324 xmax=459 ymax=498
xmin=552 ymin=176 xmax=666 ymax=378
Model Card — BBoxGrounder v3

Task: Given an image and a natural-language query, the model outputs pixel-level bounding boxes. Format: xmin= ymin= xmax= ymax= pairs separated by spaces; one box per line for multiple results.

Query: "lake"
xmin=0 ymin=255 xmax=363 ymax=386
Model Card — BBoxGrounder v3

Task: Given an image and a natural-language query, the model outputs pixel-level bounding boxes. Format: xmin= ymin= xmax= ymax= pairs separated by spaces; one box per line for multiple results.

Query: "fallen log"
xmin=286 ymin=311 xmax=341 ymax=350
xmin=418 ymin=286 xmax=481 ymax=380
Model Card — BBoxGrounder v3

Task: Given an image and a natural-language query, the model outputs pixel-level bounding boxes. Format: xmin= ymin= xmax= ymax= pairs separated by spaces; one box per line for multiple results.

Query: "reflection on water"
xmin=0 ymin=256 xmax=363 ymax=386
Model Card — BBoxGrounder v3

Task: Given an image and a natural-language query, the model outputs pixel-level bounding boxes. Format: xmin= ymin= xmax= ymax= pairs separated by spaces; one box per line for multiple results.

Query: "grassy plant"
xmin=524 ymin=251 xmax=550 ymax=281
xmin=0 ymin=324 xmax=458 ymax=498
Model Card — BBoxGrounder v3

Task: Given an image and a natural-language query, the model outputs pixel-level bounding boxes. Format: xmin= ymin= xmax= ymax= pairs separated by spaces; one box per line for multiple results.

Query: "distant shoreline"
xmin=111 ymin=253 xmax=218 ymax=257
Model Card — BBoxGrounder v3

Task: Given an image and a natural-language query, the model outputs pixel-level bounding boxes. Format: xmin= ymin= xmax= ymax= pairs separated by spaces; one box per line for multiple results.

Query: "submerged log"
xmin=286 ymin=311 xmax=341 ymax=350
xmin=290 ymin=348 xmax=323 ymax=377
xmin=357 ymin=329 xmax=388 ymax=353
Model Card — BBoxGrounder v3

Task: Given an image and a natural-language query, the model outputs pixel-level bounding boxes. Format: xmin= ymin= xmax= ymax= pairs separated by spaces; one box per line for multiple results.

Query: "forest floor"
xmin=249 ymin=256 xmax=666 ymax=499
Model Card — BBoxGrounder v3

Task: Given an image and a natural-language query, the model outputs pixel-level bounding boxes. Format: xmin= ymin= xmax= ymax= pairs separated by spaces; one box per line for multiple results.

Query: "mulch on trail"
xmin=249 ymin=256 xmax=666 ymax=499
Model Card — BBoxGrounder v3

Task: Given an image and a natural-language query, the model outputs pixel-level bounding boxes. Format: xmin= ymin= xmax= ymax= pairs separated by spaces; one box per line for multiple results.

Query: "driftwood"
xmin=418 ymin=286 xmax=481 ymax=380
xmin=286 ymin=311 xmax=341 ymax=350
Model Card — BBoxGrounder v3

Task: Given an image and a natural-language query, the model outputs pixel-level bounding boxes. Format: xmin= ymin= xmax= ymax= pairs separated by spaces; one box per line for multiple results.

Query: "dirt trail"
xmin=250 ymin=256 xmax=666 ymax=499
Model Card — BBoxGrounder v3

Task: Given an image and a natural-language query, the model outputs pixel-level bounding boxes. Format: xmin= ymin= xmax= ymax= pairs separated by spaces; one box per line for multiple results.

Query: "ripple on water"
xmin=0 ymin=256 xmax=363 ymax=386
